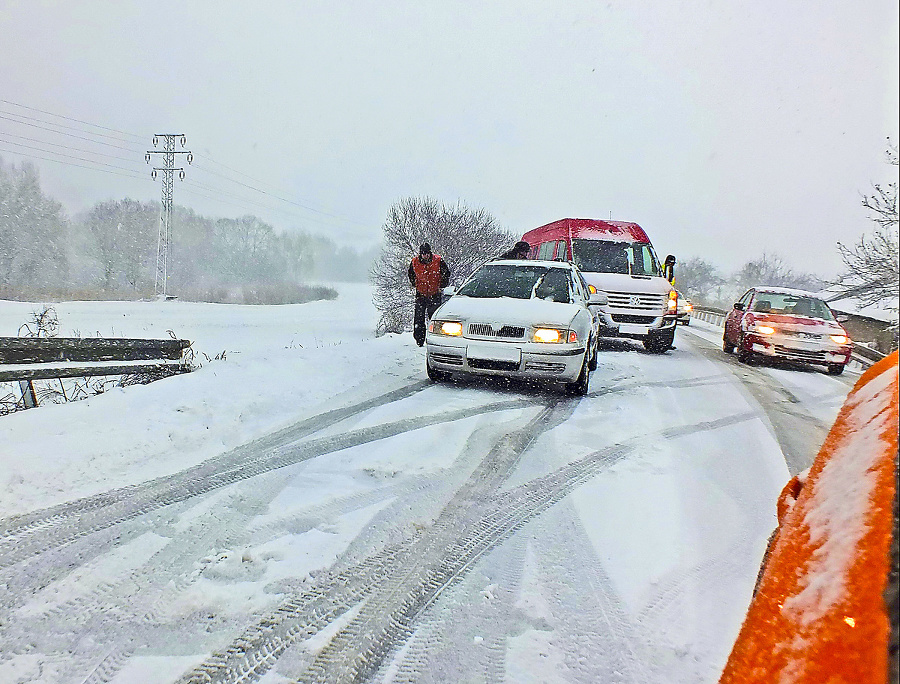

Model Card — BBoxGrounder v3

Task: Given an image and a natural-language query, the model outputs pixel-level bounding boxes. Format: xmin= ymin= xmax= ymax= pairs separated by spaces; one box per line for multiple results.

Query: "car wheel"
xmin=736 ymin=336 xmax=757 ymax=364
xmin=683 ymin=319 xmax=690 ymax=326
xmin=587 ymin=336 xmax=598 ymax=371
xmin=827 ymin=364 xmax=845 ymax=376
xmin=723 ymin=335 xmax=735 ymax=354
xmin=565 ymin=351 xmax=590 ymax=396
xmin=643 ymin=328 xmax=675 ymax=354
xmin=735 ymin=333 xmax=754 ymax=363
xmin=426 ymin=360 xmax=450 ymax=382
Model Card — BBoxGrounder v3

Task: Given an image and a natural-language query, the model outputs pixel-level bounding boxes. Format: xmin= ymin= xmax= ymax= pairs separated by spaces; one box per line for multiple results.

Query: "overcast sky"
xmin=2 ymin=0 xmax=897 ymax=276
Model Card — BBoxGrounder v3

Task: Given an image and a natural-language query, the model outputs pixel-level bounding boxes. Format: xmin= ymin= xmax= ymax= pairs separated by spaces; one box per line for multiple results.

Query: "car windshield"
xmin=752 ymin=293 xmax=835 ymax=320
xmin=572 ymin=239 xmax=661 ymax=276
xmin=457 ymin=264 xmax=572 ymax=303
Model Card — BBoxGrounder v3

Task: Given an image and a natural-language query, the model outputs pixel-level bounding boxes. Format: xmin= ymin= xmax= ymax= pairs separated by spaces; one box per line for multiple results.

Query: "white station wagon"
xmin=425 ymin=259 xmax=604 ymax=395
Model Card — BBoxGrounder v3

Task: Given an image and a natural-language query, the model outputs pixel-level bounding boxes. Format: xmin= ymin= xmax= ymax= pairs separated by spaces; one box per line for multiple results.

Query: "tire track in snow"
xmin=183 ymin=409 xmax=756 ymax=684
xmin=175 ymin=399 xmax=573 ymax=684
xmin=0 ymin=382 xmax=432 ymax=540
xmin=0 ymin=396 xmax=537 ymax=568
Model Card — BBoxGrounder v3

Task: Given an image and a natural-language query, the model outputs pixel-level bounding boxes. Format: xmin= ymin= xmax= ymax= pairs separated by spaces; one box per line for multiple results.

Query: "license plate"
xmin=466 ymin=344 xmax=522 ymax=363
xmin=784 ymin=340 xmax=820 ymax=351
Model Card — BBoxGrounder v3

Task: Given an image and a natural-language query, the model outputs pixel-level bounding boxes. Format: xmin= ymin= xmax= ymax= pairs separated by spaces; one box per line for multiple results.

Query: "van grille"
xmin=606 ymin=291 xmax=667 ymax=311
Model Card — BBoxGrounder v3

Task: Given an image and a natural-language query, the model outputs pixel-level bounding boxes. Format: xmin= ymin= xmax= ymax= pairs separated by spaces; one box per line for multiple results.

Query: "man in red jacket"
xmin=408 ymin=243 xmax=451 ymax=347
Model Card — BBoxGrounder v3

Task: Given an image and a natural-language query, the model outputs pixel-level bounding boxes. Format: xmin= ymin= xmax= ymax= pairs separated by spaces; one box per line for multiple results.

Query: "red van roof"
xmin=522 ymin=218 xmax=650 ymax=244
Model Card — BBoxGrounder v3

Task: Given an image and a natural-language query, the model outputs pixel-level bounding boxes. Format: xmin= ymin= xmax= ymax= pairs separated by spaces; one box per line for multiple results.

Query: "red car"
xmin=723 ymin=287 xmax=852 ymax=374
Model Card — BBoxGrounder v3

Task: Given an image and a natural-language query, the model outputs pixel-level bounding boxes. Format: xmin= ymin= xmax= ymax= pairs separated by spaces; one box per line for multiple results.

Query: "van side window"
xmin=555 ymin=240 xmax=567 ymax=260
xmin=538 ymin=242 xmax=555 ymax=260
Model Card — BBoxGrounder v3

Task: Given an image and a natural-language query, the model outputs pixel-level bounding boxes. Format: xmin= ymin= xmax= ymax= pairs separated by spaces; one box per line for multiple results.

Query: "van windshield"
xmin=572 ymin=239 xmax=661 ymax=276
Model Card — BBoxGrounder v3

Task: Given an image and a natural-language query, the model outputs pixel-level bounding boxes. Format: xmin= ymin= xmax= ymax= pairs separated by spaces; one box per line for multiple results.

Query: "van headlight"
xmin=667 ymin=291 xmax=677 ymax=310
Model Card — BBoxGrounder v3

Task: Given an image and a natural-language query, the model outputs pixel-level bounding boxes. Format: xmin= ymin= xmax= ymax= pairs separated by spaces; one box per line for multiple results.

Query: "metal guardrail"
xmin=686 ymin=306 xmax=884 ymax=370
xmin=691 ymin=306 xmax=728 ymax=328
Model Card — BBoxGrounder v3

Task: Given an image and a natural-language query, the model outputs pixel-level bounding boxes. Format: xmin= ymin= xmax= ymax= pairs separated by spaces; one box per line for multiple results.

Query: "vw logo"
xmin=629 ymin=296 xmax=641 ymax=307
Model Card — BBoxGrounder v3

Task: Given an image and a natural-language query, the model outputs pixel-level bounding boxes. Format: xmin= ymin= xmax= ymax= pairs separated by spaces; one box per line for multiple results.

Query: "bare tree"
xmin=371 ymin=197 xmax=513 ymax=334
xmin=676 ymin=257 xmax=726 ymax=305
xmin=0 ymin=158 xmax=68 ymax=297
xmin=834 ymin=142 xmax=899 ymax=309
xmin=732 ymin=252 xmax=822 ymax=295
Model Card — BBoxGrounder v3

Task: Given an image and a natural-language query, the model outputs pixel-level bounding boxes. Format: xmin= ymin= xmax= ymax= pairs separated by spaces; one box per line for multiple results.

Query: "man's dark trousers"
xmin=414 ymin=293 xmax=442 ymax=346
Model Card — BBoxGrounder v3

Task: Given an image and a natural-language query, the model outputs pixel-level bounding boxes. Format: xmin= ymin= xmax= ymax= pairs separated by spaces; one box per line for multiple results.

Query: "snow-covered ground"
xmin=0 ymin=286 xmax=854 ymax=683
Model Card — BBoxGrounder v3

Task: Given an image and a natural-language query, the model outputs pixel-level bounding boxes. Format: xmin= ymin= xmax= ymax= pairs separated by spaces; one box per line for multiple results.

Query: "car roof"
xmin=751 ymin=286 xmax=822 ymax=298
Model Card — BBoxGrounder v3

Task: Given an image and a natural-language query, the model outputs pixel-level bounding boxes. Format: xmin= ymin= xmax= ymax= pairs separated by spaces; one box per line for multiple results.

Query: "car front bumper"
xmin=741 ymin=332 xmax=852 ymax=367
xmin=426 ymin=336 xmax=586 ymax=382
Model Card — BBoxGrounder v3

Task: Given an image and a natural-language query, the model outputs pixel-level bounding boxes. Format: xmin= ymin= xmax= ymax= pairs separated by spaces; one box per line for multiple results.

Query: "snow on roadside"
xmin=0 ymin=284 xmax=421 ymax=518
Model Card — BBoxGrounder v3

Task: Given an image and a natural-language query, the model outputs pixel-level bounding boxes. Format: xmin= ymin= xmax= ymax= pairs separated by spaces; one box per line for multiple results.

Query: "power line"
xmin=183 ymin=178 xmax=340 ymax=223
xmin=195 ymin=155 xmax=370 ymax=227
xmin=0 ymin=104 xmax=146 ymax=144
xmin=189 ymin=164 xmax=366 ymax=227
xmin=0 ymin=113 xmax=145 ymax=152
xmin=0 ymin=145 xmax=150 ymax=181
xmin=0 ymin=97 xmax=145 ymax=140
xmin=0 ymin=130 xmax=144 ymax=164
xmin=0 ymin=139 xmax=148 ymax=175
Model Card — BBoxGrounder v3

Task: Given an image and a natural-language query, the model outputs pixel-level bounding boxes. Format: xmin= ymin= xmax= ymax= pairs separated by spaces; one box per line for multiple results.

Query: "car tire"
xmin=643 ymin=328 xmax=675 ymax=354
xmin=737 ymin=337 xmax=756 ymax=364
xmin=565 ymin=352 xmax=590 ymax=396
xmin=588 ymin=336 xmax=598 ymax=371
xmin=683 ymin=319 xmax=690 ymax=326
xmin=723 ymin=335 xmax=735 ymax=354
xmin=827 ymin=364 xmax=845 ymax=376
xmin=426 ymin=360 xmax=450 ymax=382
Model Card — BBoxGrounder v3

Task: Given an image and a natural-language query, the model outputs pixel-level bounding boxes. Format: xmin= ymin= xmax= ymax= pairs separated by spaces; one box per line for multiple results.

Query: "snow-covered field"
xmin=0 ymin=286 xmax=854 ymax=683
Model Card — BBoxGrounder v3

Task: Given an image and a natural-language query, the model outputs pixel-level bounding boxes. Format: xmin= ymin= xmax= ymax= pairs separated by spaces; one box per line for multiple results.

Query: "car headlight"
xmin=430 ymin=320 xmax=462 ymax=336
xmin=533 ymin=328 xmax=563 ymax=343
xmin=745 ymin=321 xmax=776 ymax=335
xmin=830 ymin=335 xmax=849 ymax=344
xmin=685 ymin=303 xmax=693 ymax=312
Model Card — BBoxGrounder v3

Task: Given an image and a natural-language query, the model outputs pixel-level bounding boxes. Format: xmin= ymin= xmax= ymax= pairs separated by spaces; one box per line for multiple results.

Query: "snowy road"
xmin=0 ymin=288 xmax=856 ymax=683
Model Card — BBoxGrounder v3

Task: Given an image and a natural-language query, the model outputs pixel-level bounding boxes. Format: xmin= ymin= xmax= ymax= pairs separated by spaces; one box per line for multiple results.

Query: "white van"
xmin=521 ymin=218 xmax=678 ymax=352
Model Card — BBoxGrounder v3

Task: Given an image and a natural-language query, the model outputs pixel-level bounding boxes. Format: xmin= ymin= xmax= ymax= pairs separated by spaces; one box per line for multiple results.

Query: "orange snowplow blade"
xmin=720 ymin=352 xmax=898 ymax=684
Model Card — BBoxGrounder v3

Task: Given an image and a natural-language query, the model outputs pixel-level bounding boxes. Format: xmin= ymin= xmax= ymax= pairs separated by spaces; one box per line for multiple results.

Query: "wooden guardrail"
xmin=0 ymin=337 xmax=192 ymax=409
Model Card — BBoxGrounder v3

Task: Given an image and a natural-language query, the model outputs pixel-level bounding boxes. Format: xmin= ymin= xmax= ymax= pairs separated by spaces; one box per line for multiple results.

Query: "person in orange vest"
xmin=408 ymin=243 xmax=451 ymax=347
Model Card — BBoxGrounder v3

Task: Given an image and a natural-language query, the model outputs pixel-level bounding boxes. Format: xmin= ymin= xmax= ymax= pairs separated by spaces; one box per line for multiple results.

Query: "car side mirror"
xmin=733 ymin=302 xmax=745 ymax=311
xmin=588 ymin=291 xmax=608 ymax=307
xmin=442 ymin=286 xmax=456 ymax=297
xmin=836 ymin=314 xmax=849 ymax=323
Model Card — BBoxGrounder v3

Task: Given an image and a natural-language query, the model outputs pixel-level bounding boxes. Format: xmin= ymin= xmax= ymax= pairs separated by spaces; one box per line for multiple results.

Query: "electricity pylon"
xmin=146 ymin=134 xmax=192 ymax=297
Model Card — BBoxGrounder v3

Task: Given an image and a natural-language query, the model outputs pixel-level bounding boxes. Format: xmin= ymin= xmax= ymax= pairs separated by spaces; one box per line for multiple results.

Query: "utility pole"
xmin=146 ymin=134 xmax=192 ymax=297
